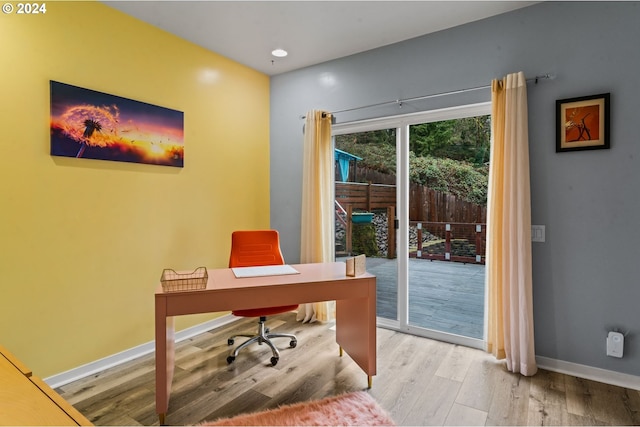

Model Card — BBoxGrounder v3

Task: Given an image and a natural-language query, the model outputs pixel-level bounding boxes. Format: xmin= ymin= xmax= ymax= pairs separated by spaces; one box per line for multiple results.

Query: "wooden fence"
xmin=335 ymin=179 xmax=487 ymax=264
xmin=335 ymin=182 xmax=396 ymax=212
xmin=410 ymin=184 xmax=486 ymax=223
xmin=335 ymin=181 xmax=486 ymax=224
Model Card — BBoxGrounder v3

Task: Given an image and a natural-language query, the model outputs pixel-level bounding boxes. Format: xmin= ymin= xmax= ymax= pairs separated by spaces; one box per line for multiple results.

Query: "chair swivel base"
xmin=227 ymin=316 xmax=297 ymax=366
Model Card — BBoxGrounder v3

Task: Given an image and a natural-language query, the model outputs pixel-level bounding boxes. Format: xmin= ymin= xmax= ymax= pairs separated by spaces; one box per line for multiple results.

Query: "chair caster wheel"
xmin=290 ymin=340 xmax=297 ymax=348
xmin=228 ymin=338 xmax=234 ymax=345
xmin=270 ymin=357 xmax=279 ymax=366
xmin=227 ymin=356 xmax=235 ymax=364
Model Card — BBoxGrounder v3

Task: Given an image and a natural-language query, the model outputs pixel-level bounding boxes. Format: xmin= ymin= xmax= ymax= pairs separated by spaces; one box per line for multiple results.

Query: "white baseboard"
xmin=536 ymin=356 xmax=640 ymax=391
xmin=45 ymin=314 xmax=237 ymax=389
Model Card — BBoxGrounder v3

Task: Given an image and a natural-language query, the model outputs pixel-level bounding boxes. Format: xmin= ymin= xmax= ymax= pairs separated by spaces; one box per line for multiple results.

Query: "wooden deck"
xmin=348 ymin=257 xmax=485 ymax=339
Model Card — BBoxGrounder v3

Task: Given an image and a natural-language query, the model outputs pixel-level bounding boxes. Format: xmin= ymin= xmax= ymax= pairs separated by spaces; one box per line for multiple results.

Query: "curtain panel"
xmin=298 ymin=110 xmax=336 ymax=323
xmin=486 ymin=72 xmax=537 ymax=376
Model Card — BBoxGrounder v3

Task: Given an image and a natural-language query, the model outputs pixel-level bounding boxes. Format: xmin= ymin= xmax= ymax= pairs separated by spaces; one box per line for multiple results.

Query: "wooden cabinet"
xmin=0 ymin=346 xmax=92 ymax=426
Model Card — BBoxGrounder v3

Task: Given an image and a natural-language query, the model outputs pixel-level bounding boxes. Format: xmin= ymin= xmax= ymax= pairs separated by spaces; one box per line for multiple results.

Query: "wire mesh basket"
xmin=160 ymin=267 xmax=208 ymax=292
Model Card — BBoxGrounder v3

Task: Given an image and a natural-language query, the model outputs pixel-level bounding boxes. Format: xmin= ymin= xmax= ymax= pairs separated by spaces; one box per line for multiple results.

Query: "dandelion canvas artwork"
xmin=50 ymin=81 xmax=184 ymax=167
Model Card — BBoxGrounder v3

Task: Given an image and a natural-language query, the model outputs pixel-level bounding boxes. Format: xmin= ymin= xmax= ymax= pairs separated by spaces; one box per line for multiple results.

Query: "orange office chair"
xmin=226 ymin=230 xmax=298 ymax=366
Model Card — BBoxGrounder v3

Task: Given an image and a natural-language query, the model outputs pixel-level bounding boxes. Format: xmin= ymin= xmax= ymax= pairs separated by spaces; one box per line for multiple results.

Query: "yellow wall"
xmin=0 ymin=2 xmax=270 ymax=377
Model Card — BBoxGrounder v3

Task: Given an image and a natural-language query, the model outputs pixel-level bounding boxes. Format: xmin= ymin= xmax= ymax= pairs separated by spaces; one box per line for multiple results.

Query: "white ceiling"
xmin=104 ymin=1 xmax=537 ymax=76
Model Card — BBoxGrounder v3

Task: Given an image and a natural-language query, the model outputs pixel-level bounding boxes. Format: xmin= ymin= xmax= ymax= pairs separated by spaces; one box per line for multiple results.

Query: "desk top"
xmin=155 ymin=262 xmax=374 ymax=295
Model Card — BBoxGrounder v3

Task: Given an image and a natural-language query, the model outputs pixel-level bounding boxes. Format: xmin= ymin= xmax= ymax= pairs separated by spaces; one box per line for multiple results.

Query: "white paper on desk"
xmin=231 ymin=264 xmax=300 ymax=278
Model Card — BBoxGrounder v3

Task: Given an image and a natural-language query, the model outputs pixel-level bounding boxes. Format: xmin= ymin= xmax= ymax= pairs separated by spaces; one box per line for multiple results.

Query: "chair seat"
xmin=232 ymin=305 xmax=298 ymax=318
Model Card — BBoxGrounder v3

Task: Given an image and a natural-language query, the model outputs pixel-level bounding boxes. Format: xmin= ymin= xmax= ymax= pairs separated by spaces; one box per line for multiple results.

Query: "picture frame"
xmin=556 ymin=93 xmax=610 ymax=152
xmin=50 ymin=81 xmax=185 ymax=167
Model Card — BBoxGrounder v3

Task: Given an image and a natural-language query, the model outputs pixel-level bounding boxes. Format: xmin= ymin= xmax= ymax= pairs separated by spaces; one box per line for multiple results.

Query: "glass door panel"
xmin=406 ymin=117 xmax=489 ymax=343
xmin=334 ymin=129 xmax=398 ymax=322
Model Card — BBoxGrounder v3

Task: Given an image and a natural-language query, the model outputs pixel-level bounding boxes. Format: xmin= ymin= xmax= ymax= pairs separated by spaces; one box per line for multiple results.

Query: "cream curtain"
xmin=297 ymin=110 xmax=336 ymax=323
xmin=486 ymin=72 xmax=537 ymax=376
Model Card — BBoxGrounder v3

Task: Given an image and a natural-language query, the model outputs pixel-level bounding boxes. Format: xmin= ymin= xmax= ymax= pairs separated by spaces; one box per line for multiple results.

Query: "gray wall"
xmin=270 ymin=1 xmax=640 ymax=376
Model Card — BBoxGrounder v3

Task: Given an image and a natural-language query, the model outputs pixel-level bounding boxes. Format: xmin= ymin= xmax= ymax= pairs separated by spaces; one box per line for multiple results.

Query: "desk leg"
xmin=155 ymin=308 xmax=175 ymax=424
xmin=336 ymin=278 xmax=377 ymax=383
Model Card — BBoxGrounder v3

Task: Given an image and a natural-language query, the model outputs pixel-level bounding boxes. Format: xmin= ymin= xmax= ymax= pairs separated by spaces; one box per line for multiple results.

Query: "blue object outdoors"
xmin=352 ymin=212 xmax=374 ymax=223
xmin=334 ymin=148 xmax=362 ymax=182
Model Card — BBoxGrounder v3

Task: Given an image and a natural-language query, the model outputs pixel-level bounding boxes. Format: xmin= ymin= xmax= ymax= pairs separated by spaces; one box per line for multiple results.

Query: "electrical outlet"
xmin=606 ymin=331 xmax=624 ymax=358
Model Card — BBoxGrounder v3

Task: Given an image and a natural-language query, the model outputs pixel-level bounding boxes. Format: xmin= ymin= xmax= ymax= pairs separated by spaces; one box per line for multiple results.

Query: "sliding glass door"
xmin=333 ymin=103 xmax=490 ymax=347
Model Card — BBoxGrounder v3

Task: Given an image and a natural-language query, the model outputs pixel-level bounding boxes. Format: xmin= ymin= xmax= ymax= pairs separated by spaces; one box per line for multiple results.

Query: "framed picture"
xmin=556 ymin=93 xmax=610 ymax=152
xmin=50 ymin=81 xmax=184 ymax=167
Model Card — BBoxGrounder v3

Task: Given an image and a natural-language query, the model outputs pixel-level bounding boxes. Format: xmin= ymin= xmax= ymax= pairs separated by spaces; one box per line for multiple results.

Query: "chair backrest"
xmin=228 ymin=230 xmax=285 ymax=268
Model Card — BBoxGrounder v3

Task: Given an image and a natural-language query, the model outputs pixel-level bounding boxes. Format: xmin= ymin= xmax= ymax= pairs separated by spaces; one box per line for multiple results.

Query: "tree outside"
xmin=335 ymin=115 xmax=490 ymax=205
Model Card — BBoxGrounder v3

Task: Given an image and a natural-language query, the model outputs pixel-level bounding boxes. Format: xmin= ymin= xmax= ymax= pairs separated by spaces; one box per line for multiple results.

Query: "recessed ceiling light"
xmin=271 ymin=48 xmax=288 ymax=58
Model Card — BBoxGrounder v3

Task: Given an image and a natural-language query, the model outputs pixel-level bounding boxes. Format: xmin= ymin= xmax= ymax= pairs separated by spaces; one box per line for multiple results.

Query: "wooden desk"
xmin=155 ymin=262 xmax=376 ymax=423
xmin=0 ymin=345 xmax=92 ymax=426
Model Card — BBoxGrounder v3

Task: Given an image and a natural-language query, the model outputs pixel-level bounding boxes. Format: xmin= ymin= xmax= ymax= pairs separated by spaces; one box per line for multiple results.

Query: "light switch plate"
xmin=531 ymin=225 xmax=545 ymax=242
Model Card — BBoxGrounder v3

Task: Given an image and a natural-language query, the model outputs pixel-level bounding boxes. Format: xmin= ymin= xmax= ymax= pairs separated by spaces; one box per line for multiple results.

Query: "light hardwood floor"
xmin=57 ymin=312 xmax=640 ymax=426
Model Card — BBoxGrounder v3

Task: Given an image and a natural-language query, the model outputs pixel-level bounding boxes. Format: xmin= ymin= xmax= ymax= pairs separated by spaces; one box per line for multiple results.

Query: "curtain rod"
xmin=300 ymin=73 xmax=555 ymax=120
